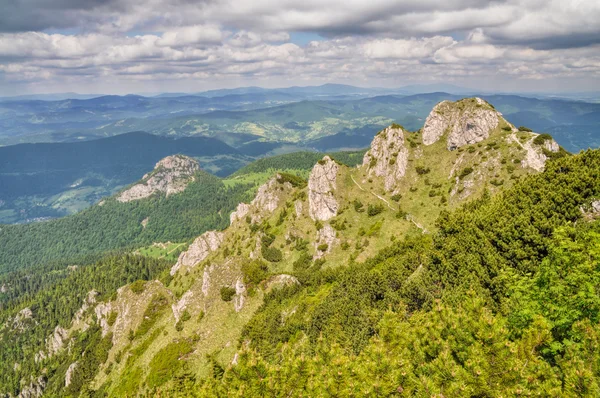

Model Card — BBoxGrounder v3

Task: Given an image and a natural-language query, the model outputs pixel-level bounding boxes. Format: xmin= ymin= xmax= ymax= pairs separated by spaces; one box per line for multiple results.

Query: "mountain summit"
xmin=1 ymin=98 xmax=582 ymax=398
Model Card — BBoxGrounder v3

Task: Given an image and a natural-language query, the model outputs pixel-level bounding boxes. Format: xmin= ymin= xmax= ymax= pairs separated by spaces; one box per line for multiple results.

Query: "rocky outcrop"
xmin=251 ymin=177 xmax=282 ymax=214
xmin=202 ymin=266 xmax=213 ymax=296
xmin=117 ymin=155 xmax=199 ymax=202
xmin=17 ymin=376 xmax=46 ymax=398
xmin=313 ymin=224 xmax=339 ymax=260
xmin=9 ymin=307 xmax=35 ymax=333
xmin=65 ymin=362 xmax=78 ymax=387
xmin=308 ymin=156 xmax=339 ymax=221
xmin=362 ymin=125 xmax=409 ymax=192
xmin=229 ymin=175 xmax=292 ymax=225
xmin=519 ymin=134 xmax=560 ymax=172
xmin=230 ymin=203 xmax=250 ymax=225
xmin=170 ymin=231 xmax=224 ymax=275
xmin=233 ymin=279 xmax=246 ymax=312
xmin=294 ymin=200 xmax=303 ymax=217
xmin=36 ymin=325 xmax=69 ymax=363
xmin=172 ymin=291 xmax=194 ymax=322
xmin=266 ymin=274 xmax=300 ymax=291
xmin=94 ymin=302 xmax=113 ymax=337
xmin=581 ymin=200 xmax=600 ymax=220
xmin=422 ymin=98 xmax=502 ymax=149
xmin=73 ymin=290 xmax=99 ymax=324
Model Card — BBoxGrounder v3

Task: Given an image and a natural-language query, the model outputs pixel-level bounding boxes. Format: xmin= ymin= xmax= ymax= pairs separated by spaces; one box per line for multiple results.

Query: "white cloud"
xmin=0 ymin=0 xmax=599 ymax=93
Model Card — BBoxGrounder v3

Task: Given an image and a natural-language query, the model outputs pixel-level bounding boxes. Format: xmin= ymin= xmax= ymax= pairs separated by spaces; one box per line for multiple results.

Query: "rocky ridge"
xmin=4 ymin=97 xmax=571 ymax=397
xmin=422 ymin=98 xmax=503 ymax=149
xmin=170 ymin=231 xmax=224 ymax=276
xmin=362 ymin=125 xmax=409 ymax=193
xmin=308 ymin=156 xmax=339 ymax=221
xmin=117 ymin=155 xmax=199 ymax=202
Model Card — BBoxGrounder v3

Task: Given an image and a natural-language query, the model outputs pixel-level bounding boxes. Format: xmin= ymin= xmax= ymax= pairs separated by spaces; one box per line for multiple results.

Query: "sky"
xmin=0 ymin=0 xmax=599 ymax=95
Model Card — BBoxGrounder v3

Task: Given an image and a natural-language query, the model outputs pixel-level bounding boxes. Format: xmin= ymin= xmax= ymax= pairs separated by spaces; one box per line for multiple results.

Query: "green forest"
xmin=2 ymin=146 xmax=600 ymax=397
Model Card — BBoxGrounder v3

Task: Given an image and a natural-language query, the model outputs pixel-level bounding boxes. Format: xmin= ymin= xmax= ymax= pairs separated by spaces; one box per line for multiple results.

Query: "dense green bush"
xmin=220 ymin=287 xmax=236 ymax=302
xmin=367 ymin=204 xmax=384 ymax=217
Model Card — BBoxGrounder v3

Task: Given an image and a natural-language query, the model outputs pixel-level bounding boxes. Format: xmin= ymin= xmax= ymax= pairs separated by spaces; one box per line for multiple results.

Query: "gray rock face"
xmin=422 ymin=98 xmax=501 ymax=149
xmin=9 ymin=307 xmax=35 ymax=333
xmin=170 ymin=231 xmax=224 ymax=276
xmin=266 ymin=274 xmax=300 ymax=290
xmin=172 ymin=290 xmax=194 ymax=322
xmin=251 ymin=177 xmax=282 ymax=213
xmin=65 ymin=362 xmax=78 ymax=387
xmin=117 ymin=155 xmax=199 ymax=202
xmin=294 ymin=200 xmax=303 ymax=217
xmin=229 ymin=175 xmax=291 ymax=225
xmin=543 ymin=139 xmax=560 ymax=153
xmin=94 ymin=302 xmax=113 ymax=337
xmin=17 ymin=376 xmax=46 ymax=398
xmin=308 ymin=156 xmax=339 ymax=221
xmin=233 ymin=279 xmax=246 ymax=312
xmin=520 ymin=134 xmax=560 ymax=172
xmin=362 ymin=125 xmax=409 ymax=192
xmin=582 ymin=200 xmax=600 ymax=220
xmin=313 ymin=224 xmax=339 ymax=260
xmin=230 ymin=202 xmax=251 ymax=225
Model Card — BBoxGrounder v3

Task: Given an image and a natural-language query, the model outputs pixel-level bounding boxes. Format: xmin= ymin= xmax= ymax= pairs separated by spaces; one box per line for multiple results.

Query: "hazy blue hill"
xmin=1 ymin=90 xmax=599 ymax=154
xmin=0 ymin=169 xmax=252 ymax=275
xmin=0 ymin=132 xmax=243 ymax=223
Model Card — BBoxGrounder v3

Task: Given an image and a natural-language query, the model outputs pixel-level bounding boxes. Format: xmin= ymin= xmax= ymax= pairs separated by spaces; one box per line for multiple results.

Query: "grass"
xmin=137 ymin=242 xmax=187 ymax=262
xmin=89 ymin=106 xmax=546 ymax=394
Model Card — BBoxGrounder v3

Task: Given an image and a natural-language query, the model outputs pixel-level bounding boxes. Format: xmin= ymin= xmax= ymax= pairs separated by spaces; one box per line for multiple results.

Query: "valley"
xmin=3 ymin=97 xmax=599 ymax=397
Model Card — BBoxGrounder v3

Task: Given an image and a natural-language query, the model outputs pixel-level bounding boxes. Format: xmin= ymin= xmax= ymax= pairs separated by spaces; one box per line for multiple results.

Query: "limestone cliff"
xmin=117 ymin=155 xmax=199 ymax=202
xmin=170 ymin=231 xmax=224 ymax=276
xmin=362 ymin=125 xmax=409 ymax=192
xmin=308 ymin=156 xmax=339 ymax=221
xmin=422 ymin=98 xmax=504 ymax=149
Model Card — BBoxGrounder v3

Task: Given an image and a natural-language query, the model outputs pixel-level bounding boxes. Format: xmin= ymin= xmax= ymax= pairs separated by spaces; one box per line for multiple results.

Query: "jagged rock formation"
xmin=117 ymin=155 xmax=199 ymax=202
xmin=422 ymin=98 xmax=502 ymax=149
xmin=230 ymin=175 xmax=292 ymax=225
xmin=230 ymin=203 xmax=251 ymax=225
xmin=233 ymin=279 xmax=246 ymax=312
xmin=172 ymin=291 xmax=194 ymax=322
xmin=308 ymin=156 xmax=339 ymax=221
xmin=582 ymin=200 xmax=600 ymax=220
xmin=7 ymin=307 xmax=35 ymax=333
xmin=313 ymin=224 xmax=339 ymax=260
xmin=73 ymin=290 xmax=99 ymax=323
xmin=509 ymin=133 xmax=561 ymax=172
xmin=17 ymin=376 xmax=46 ymax=398
xmin=294 ymin=200 xmax=303 ymax=217
xmin=94 ymin=302 xmax=113 ymax=337
xmin=170 ymin=231 xmax=224 ymax=275
xmin=252 ymin=178 xmax=281 ymax=214
xmin=362 ymin=125 xmax=409 ymax=192
xmin=65 ymin=362 xmax=78 ymax=387
xmin=35 ymin=326 xmax=69 ymax=363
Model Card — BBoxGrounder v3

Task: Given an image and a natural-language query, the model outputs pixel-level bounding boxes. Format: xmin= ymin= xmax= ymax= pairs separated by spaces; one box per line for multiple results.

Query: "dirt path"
xmin=350 ymin=174 xmax=396 ymax=210
xmin=350 ymin=173 xmax=427 ymax=233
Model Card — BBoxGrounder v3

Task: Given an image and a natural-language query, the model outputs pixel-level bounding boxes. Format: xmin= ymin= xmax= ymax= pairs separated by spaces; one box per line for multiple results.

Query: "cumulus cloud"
xmin=0 ymin=0 xmax=599 ymax=93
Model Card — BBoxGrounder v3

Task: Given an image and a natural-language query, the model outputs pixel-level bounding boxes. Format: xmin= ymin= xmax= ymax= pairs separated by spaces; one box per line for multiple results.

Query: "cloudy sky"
xmin=0 ymin=0 xmax=599 ymax=95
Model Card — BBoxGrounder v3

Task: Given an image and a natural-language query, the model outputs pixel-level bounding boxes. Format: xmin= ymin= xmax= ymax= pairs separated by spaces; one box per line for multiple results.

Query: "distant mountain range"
xmin=2 ymin=90 xmax=599 ymax=152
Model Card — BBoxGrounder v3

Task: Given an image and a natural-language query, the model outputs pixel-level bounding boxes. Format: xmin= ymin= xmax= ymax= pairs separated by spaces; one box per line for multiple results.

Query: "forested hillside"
xmin=2 ymin=98 xmax=599 ymax=397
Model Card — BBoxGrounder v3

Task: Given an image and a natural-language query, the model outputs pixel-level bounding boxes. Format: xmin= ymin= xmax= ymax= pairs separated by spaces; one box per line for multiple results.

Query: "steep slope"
xmin=0 ymin=98 xmax=576 ymax=397
xmin=0 ymin=158 xmax=254 ymax=275
xmin=0 ymin=132 xmax=244 ymax=224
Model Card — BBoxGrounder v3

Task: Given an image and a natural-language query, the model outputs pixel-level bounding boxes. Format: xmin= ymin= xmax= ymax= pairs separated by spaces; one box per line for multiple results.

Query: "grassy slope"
xmin=91 ymin=114 xmax=551 ymax=394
